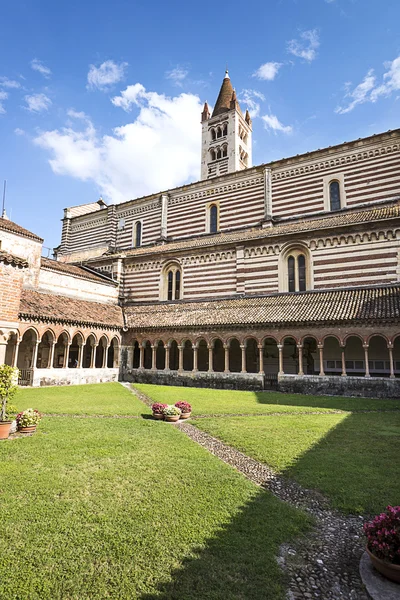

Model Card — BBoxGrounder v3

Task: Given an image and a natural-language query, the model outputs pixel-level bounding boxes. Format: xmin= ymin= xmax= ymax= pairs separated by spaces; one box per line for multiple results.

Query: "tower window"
xmin=217 ymin=127 xmax=222 ymax=139
xmin=210 ymin=149 xmax=216 ymax=161
xmin=223 ymin=124 xmax=228 ymax=136
xmin=222 ymin=145 xmax=227 ymax=157
xmin=163 ymin=264 xmax=182 ymax=301
xmin=133 ymin=221 xmax=142 ymax=247
xmin=217 ymin=148 xmax=222 ymax=159
xmin=329 ymin=180 xmax=341 ymax=211
xmin=211 ymin=128 xmax=216 ymax=141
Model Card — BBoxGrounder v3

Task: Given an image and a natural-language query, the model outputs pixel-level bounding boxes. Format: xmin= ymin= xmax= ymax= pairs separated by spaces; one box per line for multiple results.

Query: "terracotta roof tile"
xmin=0 ymin=217 xmax=43 ymax=242
xmin=123 ymin=285 xmax=400 ymax=330
xmin=0 ymin=251 xmax=28 ymax=268
xmin=19 ymin=289 xmax=123 ymax=328
xmin=41 ymin=257 xmax=116 ymax=284
xmin=212 ymin=74 xmax=237 ymax=117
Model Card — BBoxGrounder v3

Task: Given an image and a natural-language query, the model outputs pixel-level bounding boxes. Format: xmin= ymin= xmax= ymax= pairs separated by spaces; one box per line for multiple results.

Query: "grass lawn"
xmin=17 ymin=382 xmax=151 ymax=416
xmin=0 ymin=389 xmax=310 ymax=599
xmin=135 ymin=383 xmax=400 ymax=415
xmin=193 ymin=412 xmax=400 ymax=514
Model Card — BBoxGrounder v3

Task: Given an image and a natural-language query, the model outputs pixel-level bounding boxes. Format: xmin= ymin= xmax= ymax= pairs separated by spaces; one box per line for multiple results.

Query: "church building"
xmin=1 ymin=71 xmax=400 ymax=398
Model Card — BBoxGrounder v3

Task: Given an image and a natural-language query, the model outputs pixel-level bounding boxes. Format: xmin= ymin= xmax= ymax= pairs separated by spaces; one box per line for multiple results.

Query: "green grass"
xmin=193 ymin=412 xmax=400 ymax=514
xmin=134 ymin=383 xmax=400 ymax=415
xmin=0 ymin=407 xmax=309 ymax=599
xmin=17 ymin=382 xmax=151 ymax=416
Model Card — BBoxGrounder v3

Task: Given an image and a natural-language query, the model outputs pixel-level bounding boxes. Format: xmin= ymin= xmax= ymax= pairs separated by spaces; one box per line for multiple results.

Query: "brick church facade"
xmin=1 ymin=71 xmax=400 ymax=397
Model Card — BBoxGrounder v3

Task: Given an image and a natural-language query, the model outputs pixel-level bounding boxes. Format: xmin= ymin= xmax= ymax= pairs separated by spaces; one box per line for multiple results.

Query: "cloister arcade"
xmin=126 ymin=332 xmax=400 ymax=379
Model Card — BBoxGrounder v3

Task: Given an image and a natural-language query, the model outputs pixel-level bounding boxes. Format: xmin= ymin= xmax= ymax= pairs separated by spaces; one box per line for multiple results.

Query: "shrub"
xmin=151 ymin=403 xmax=168 ymax=414
xmin=0 ymin=365 xmax=19 ymax=422
xmin=163 ymin=405 xmax=182 ymax=417
xmin=175 ymin=401 xmax=192 ymax=414
xmin=16 ymin=409 xmax=42 ymax=429
xmin=364 ymin=505 xmax=400 ymax=564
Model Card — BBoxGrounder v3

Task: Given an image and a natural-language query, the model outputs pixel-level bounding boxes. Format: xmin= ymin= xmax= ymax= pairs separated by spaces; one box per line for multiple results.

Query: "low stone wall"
xmin=31 ymin=367 xmax=119 ymax=387
xmin=122 ymin=368 xmax=264 ymax=391
xmin=278 ymin=374 xmax=400 ymax=399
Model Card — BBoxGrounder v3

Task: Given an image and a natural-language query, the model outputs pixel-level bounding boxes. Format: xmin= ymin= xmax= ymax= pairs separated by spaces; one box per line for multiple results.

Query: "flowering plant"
xmin=364 ymin=505 xmax=400 ymax=564
xmin=16 ymin=409 xmax=42 ymax=428
xmin=151 ymin=403 xmax=168 ymax=414
xmin=163 ymin=405 xmax=182 ymax=417
xmin=175 ymin=401 xmax=192 ymax=414
xmin=0 ymin=365 xmax=19 ymax=422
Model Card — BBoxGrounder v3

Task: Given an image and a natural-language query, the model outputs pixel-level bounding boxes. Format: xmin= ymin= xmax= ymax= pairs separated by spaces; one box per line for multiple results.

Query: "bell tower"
xmin=201 ymin=70 xmax=252 ymax=180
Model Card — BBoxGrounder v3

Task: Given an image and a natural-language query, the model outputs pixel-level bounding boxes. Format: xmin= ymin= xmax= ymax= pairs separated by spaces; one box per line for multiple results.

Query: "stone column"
xmin=91 ymin=343 xmax=98 ymax=369
xmin=208 ymin=345 xmax=214 ymax=372
xmin=224 ymin=344 xmax=230 ymax=373
xmin=139 ymin=344 xmax=144 ymax=369
xmin=318 ymin=344 xmax=325 ymax=376
xmin=12 ymin=340 xmax=20 ymax=368
xmin=363 ymin=344 xmax=370 ymax=378
xmin=277 ymin=344 xmax=284 ymax=375
xmin=49 ymin=341 xmax=56 ymax=369
xmin=103 ymin=344 xmax=109 ymax=368
xmin=77 ymin=343 xmax=83 ymax=369
xmin=388 ymin=345 xmax=395 ymax=379
xmin=240 ymin=344 xmax=246 ymax=373
xmin=151 ymin=345 xmax=156 ymax=370
xmin=341 ymin=345 xmax=347 ymax=376
xmin=258 ymin=344 xmax=264 ymax=374
xmin=165 ymin=345 xmax=170 ymax=370
xmin=178 ymin=345 xmax=183 ymax=372
xmin=0 ymin=341 xmax=7 ymax=366
xmin=126 ymin=345 xmax=133 ymax=369
xmin=193 ymin=346 xmax=198 ymax=372
xmin=297 ymin=344 xmax=304 ymax=376
xmin=32 ymin=341 xmax=40 ymax=369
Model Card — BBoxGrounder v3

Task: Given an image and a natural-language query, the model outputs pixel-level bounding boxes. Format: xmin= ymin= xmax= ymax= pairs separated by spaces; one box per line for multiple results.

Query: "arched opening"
xmin=393 ymin=337 xmax=400 ymax=377
xmin=216 ymin=148 xmax=222 ymax=159
xmin=169 ymin=340 xmax=179 ymax=370
xmin=69 ymin=333 xmax=83 ymax=368
xmin=329 ymin=180 xmax=341 ymax=211
xmin=107 ymin=337 xmax=119 ymax=368
xmin=282 ymin=337 xmax=297 ymax=374
xmin=197 ymin=339 xmax=208 ymax=371
xmin=280 ymin=245 xmax=311 ymax=293
xmin=323 ymin=336 xmax=342 ymax=375
xmin=209 ymin=204 xmax=218 ymax=234
xmin=344 ymin=336 xmax=365 ymax=376
xmin=36 ymin=331 xmax=54 ymax=368
xmin=223 ymin=123 xmax=228 ymax=136
xmin=222 ymin=145 xmax=227 ymax=157
xmin=5 ymin=332 xmax=18 ymax=366
xmin=183 ymin=340 xmax=193 ymax=371
xmin=368 ymin=335 xmax=389 ymax=377
xmin=156 ymin=341 xmax=165 ymax=370
xmin=245 ymin=338 xmax=259 ymax=373
xmin=163 ymin=263 xmax=182 ymax=301
xmin=211 ymin=128 xmax=216 ymax=141
xmin=132 ymin=341 xmax=140 ymax=368
xmin=302 ymin=337 xmax=318 ymax=375
xmin=210 ymin=149 xmax=216 ymax=161
xmin=229 ymin=338 xmax=241 ymax=373
xmin=17 ymin=329 xmax=38 ymax=370
xmin=213 ymin=339 xmax=224 ymax=372
xmin=216 ymin=127 xmax=222 ymax=139
xmin=53 ymin=332 xmax=69 ymax=369
xmin=95 ymin=336 xmax=107 ymax=368
xmin=82 ymin=335 xmax=96 ymax=368
xmin=262 ymin=338 xmax=279 ymax=375
xmin=134 ymin=221 xmax=142 ymax=248
xmin=143 ymin=341 xmax=152 ymax=369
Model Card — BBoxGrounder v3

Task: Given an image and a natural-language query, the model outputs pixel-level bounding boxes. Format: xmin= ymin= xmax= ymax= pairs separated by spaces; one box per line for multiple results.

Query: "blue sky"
xmin=1 ymin=0 xmax=399 ymax=250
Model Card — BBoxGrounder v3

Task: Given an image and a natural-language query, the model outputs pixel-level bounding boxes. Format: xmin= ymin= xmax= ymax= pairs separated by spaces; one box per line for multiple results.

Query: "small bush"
xmin=0 ymin=365 xmax=19 ymax=422
xmin=364 ymin=505 xmax=400 ymax=564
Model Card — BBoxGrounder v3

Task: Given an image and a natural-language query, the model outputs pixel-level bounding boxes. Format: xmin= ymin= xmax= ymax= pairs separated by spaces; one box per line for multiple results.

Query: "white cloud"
xmin=335 ymin=69 xmax=376 ymax=114
xmin=31 ymin=58 xmax=52 ymax=78
xmin=253 ymin=62 xmax=282 ymax=81
xmin=34 ymin=84 xmax=203 ymax=203
xmin=239 ymin=89 xmax=265 ymax=118
xmin=14 ymin=128 xmax=25 ymax=136
xmin=24 ymin=93 xmax=52 ymax=112
xmin=370 ymin=56 xmax=400 ymax=101
xmin=287 ymin=29 xmax=320 ymax=62
xmin=166 ymin=66 xmax=189 ymax=86
xmin=0 ymin=90 xmax=8 ymax=114
xmin=261 ymin=113 xmax=293 ymax=134
xmin=0 ymin=77 xmax=21 ymax=89
xmin=87 ymin=60 xmax=128 ymax=90
xmin=67 ymin=109 xmax=89 ymax=120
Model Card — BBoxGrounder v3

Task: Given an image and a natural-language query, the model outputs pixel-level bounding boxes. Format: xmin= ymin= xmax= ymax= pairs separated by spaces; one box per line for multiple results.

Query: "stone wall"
xmin=122 ymin=368 xmax=264 ymax=391
xmin=278 ymin=374 xmax=400 ymax=399
xmin=38 ymin=267 xmax=119 ymax=303
xmin=31 ymin=367 xmax=119 ymax=387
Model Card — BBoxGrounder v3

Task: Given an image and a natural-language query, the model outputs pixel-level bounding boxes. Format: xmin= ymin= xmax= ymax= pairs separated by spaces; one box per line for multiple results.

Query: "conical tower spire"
xmin=212 ymin=71 xmax=236 ymax=117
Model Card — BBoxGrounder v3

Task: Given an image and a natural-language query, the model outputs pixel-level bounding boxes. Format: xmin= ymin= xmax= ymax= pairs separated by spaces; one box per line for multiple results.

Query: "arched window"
xmin=287 ymin=253 xmax=307 ymax=292
xmin=210 ymin=149 xmax=216 ymax=161
xmin=134 ymin=221 xmax=142 ymax=247
xmin=279 ymin=245 xmax=312 ymax=293
xmin=217 ymin=148 xmax=221 ymax=159
xmin=217 ymin=127 xmax=222 ymax=138
xmin=222 ymin=145 xmax=227 ymax=157
xmin=223 ymin=124 xmax=228 ymax=136
xmin=329 ymin=180 xmax=341 ymax=211
xmin=162 ymin=263 xmax=182 ymax=301
xmin=209 ymin=204 xmax=218 ymax=234
xmin=211 ymin=128 xmax=216 ymax=141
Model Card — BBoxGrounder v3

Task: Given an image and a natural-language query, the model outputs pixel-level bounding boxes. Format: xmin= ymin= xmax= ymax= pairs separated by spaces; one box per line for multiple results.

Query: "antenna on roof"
xmin=2 ymin=180 xmax=7 ymax=219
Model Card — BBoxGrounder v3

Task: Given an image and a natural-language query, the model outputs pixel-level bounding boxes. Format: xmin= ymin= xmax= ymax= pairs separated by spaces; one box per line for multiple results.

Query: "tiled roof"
xmin=123 ymin=285 xmax=400 ymax=330
xmin=19 ymin=289 xmax=123 ymax=328
xmin=212 ymin=74 xmax=235 ymax=117
xmin=0 ymin=217 xmax=43 ymax=242
xmin=109 ymin=201 xmax=400 ymax=260
xmin=41 ymin=257 xmax=116 ymax=285
xmin=0 ymin=251 xmax=28 ymax=268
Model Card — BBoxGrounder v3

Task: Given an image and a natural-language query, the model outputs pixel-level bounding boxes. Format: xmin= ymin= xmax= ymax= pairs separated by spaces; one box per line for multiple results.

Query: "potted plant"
xmin=151 ymin=402 xmax=168 ymax=420
xmin=0 ymin=365 xmax=19 ymax=440
xmin=163 ymin=405 xmax=182 ymax=422
xmin=16 ymin=408 xmax=42 ymax=434
xmin=364 ymin=505 xmax=400 ymax=583
xmin=175 ymin=401 xmax=192 ymax=419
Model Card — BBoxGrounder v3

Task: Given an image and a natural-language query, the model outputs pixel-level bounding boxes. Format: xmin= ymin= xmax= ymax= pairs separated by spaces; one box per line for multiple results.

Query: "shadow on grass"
xmin=140 ymin=488 xmax=310 ymax=600
xmin=253 ymin=391 xmax=400 ymax=412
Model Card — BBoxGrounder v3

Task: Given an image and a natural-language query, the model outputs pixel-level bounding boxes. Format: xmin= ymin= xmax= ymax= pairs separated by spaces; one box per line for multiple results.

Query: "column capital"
xmin=296 ymin=343 xmax=303 ymax=349
xmin=257 ymin=343 xmax=263 ymax=350
xmin=362 ymin=343 xmax=369 ymax=349
xmin=317 ymin=343 xmax=324 ymax=349
xmin=277 ymin=343 xmax=283 ymax=350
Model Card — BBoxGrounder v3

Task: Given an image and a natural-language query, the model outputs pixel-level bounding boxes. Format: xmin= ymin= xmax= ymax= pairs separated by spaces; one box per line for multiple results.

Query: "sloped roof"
xmin=19 ymin=289 xmax=123 ymax=328
xmin=0 ymin=251 xmax=28 ymax=268
xmin=67 ymin=200 xmax=107 ymax=218
xmin=124 ymin=285 xmax=400 ymax=330
xmin=0 ymin=217 xmax=43 ymax=242
xmin=212 ymin=73 xmax=235 ymax=117
xmin=41 ymin=257 xmax=116 ymax=285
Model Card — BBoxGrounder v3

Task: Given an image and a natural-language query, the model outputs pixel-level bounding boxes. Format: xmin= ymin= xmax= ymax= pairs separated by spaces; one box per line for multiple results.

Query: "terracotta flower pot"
xmin=180 ymin=412 xmax=191 ymax=419
xmin=165 ymin=415 xmax=180 ymax=422
xmin=153 ymin=413 xmax=164 ymax=420
xmin=0 ymin=421 xmax=12 ymax=440
xmin=367 ymin=547 xmax=400 ymax=583
xmin=18 ymin=425 xmax=37 ymax=434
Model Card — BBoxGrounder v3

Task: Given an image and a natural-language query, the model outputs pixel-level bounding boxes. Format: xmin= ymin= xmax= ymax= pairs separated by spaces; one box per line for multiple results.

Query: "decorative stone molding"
xmin=169 ymin=176 xmax=263 ymax=207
